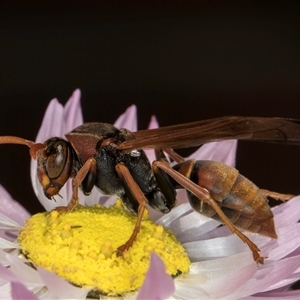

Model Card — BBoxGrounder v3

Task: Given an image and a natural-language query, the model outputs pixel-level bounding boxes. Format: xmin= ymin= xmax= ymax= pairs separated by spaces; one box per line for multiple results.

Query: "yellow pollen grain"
xmin=153 ymin=225 xmax=164 ymax=240
xmin=18 ymin=202 xmax=190 ymax=295
xmin=101 ymin=240 xmax=113 ymax=259
xmin=88 ymin=250 xmax=98 ymax=260
xmin=50 ymin=210 xmax=59 ymax=220
xmin=70 ymin=238 xmax=81 ymax=250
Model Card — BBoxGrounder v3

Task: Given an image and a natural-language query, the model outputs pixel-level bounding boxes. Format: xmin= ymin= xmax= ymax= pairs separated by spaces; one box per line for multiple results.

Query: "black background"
xmin=1 ymin=1 xmax=299 ymax=218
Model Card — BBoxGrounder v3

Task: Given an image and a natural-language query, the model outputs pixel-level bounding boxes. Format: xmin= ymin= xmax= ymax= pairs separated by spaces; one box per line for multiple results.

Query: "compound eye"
xmin=46 ymin=141 xmax=69 ymax=179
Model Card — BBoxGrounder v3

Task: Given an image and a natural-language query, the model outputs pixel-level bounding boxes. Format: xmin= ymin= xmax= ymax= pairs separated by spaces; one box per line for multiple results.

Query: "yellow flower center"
xmin=18 ymin=200 xmax=190 ymax=296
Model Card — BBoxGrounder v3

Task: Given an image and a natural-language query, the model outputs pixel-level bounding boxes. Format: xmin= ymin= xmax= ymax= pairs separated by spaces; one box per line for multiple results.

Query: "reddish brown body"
xmin=174 ymin=160 xmax=276 ymax=238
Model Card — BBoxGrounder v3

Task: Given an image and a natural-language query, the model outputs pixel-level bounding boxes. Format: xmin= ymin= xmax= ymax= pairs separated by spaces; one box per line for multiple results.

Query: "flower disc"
xmin=18 ymin=201 xmax=190 ymax=295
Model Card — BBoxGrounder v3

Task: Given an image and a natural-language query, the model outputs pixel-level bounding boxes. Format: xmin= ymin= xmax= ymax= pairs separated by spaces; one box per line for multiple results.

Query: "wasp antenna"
xmin=0 ymin=136 xmax=35 ymax=147
xmin=29 ymin=143 xmax=46 ymax=160
xmin=0 ymin=136 xmax=43 ymax=159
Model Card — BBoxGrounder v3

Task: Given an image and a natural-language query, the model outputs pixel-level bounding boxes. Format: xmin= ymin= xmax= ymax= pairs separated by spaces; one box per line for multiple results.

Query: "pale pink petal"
xmin=80 ymin=188 xmax=103 ymax=206
xmin=165 ymin=209 xmax=219 ymax=244
xmin=0 ymin=262 xmax=20 ymax=282
xmin=137 ymin=252 xmax=175 ymax=300
xmin=148 ymin=115 xmax=159 ymax=130
xmin=11 ymin=281 xmax=39 ymax=300
xmin=0 ymin=186 xmax=29 ymax=240
xmin=174 ymin=252 xmax=256 ymax=299
xmin=114 ymin=105 xmax=137 ymax=131
xmin=243 ymin=290 xmax=300 ymax=299
xmin=34 ymin=99 xmax=64 ymax=142
xmin=184 ymin=236 xmax=250 ymax=262
xmin=156 ymin=203 xmax=192 ymax=227
xmin=0 ymin=237 xmax=21 ymax=249
xmin=97 ymin=194 xmax=117 ymax=207
xmin=0 ymin=185 xmax=30 ymax=226
xmin=144 ymin=115 xmax=159 ymax=163
xmin=265 ymin=224 xmax=300 ymax=260
xmin=37 ymin=267 xmax=90 ymax=299
xmin=0 ymin=281 xmax=12 ymax=300
xmin=229 ymin=255 xmax=300 ymax=298
xmin=0 ymin=262 xmax=42 ymax=288
xmin=273 ymin=196 xmax=300 ymax=227
xmin=7 ymin=253 xmax=43 ymax=286
xmin=188 ymin=139 xmax=237 ymax=167
xmin=63 ymin=89 xmax=83 ymax=133
xmin=0 ymin=249 xmax=11 ymax=265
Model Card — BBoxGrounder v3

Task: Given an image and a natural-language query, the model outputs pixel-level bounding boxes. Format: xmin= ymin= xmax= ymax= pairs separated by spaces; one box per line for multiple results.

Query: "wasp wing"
xmin=118 ymin=116 xmax=300 ymax=150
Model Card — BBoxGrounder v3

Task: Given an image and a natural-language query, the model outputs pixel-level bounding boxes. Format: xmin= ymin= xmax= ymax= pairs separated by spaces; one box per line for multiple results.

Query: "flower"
xmin=1 ymin=188 xmax=300 ymax=299
xmin=0 ymin=89 xmax=299 ymax=299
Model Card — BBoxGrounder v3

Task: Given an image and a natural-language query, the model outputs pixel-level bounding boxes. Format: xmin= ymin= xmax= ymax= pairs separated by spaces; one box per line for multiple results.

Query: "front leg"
xmin=55 ymin=158 xmax=97 ymax=212
xmin=115 ymin=163 xmax=148 ymax=255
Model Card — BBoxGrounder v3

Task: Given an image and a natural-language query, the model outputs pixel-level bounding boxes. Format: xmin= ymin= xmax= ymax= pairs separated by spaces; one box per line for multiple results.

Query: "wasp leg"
xmin=55 ymin=158 xmax=97 ymax=213
xmin=115 ymin=162 xmax=148 ymax=256
xmin=153 ymin=160 xmax=265 ymax=264
xmin=259 ymin=189 xmax=294 ymax=202
xmin=151 ymin=149 xmax=177 ymax=211
xmin=162 ymin=148 xmax=185 ymax=163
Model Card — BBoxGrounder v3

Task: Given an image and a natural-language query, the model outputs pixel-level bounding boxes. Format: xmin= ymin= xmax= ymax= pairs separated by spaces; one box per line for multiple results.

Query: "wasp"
xmin=1 ymin=116 xmax=300 ymax=263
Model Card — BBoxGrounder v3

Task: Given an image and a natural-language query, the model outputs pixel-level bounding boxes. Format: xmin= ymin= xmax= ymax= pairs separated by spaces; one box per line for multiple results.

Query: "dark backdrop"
xmin=1 ymin=1 xmax=300 ymax=217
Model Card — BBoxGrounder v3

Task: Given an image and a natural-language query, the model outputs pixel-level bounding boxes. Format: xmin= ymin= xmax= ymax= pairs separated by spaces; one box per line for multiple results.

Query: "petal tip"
xmin=148 ymin=115 xmax=159 ymax=129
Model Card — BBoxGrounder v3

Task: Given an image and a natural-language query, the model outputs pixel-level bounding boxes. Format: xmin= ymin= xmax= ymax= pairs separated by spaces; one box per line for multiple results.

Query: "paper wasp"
xmin=1 ymin=116 xmax=300 ymax=263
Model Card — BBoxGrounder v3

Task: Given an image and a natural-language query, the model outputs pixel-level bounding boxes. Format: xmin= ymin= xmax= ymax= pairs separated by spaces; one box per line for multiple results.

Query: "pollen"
xmin=18 ymin=201 xmax=190 ymax=295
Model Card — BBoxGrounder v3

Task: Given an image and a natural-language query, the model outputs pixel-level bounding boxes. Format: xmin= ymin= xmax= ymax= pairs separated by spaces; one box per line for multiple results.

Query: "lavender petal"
xmin=0 ymin=185 xmax=30 ymax=226
xmin=188 ymin=139 xmax=237 ymax=167
xmin=137 ymin=253 xmax=175 ymax=300
xmin=114 ymin=105 xmax=137 ymax=131
xmin=63 ymin=89 xmax=83 ymax=133
xmin=11 ymin=281 xmax=39 ymax=300
xmin=37 ymin=267 xmax=90 ymax=299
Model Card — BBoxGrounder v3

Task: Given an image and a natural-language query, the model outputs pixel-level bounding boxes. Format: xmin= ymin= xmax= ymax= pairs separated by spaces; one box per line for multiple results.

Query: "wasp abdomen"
xmin=183 ymin=160 xmax=277 ymax=239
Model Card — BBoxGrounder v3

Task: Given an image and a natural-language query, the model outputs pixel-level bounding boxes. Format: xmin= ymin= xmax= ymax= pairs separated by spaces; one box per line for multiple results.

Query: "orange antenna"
xmin=0 ymin=136 xmax=45 ymax=160
xmin=0 ymin=136 xmax=35 ymax=147
xmin=29 ymin=143 xmax=46 ymax=159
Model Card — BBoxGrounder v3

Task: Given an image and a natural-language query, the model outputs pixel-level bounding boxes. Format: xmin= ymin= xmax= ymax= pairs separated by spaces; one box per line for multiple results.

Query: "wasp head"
xmin=31 ymin=138 xmax=73 ymax=199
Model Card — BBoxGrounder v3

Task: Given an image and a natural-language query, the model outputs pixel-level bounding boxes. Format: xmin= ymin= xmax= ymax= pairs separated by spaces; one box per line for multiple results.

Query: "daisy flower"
xmin=0 ymin=90 xmax=299 ymax=299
